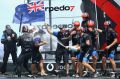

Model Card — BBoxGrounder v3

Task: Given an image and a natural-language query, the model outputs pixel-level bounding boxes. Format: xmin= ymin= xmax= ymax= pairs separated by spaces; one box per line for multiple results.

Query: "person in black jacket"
xmin=69 ymin=21 xmax=81 ymax=77
xmin=16 ymin=26 xmax=34 ymax=77
xmin=86 ymin=20 xmax=98 ymax=72
xmin=1 ymin=25 xmax=17 ymax=74
xmin=67 ymin=28 xmax=99 ymax=78
xmin=45 ymin=23 xmax=70 ymax=76
xmin=97 ymin=21 xmax=118 ymax=78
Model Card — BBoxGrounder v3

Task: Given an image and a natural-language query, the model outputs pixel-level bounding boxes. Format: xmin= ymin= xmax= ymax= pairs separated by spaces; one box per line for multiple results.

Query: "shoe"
xmin=72 ymin=74 xmax=75 ymax=77
xmin=54 ymin=70 xmax=59 ymax=76
xmin=75 ymin=74 xmax=79 ymax=78
xmin=40 ymin=72 xmax=48 ymax=76
xmin=101 ymin=70 xmax=108 ymax=76
xmin=54 ymin=70 xmax=59 ymax=73
xmin=110 ymin=72 xmax=116 ymax=78
xmin=82 ymin=71 xmax=88 ymax=77
xmin=28 ymin=74 xmax=36 ymax=78
xmin=93 ymin=72 xmax=99 ymax=78
xmin=27 ymin=74 xmax=34 ymax=77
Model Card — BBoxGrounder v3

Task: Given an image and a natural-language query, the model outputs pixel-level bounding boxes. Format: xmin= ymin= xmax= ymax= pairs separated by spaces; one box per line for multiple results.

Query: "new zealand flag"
xmin=13 ymin=0 xmax=45 ymax=24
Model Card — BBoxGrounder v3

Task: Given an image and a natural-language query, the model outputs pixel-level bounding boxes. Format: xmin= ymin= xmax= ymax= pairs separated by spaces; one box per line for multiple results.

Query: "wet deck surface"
xmin=0 ymin=73 xmax=119 ymax=79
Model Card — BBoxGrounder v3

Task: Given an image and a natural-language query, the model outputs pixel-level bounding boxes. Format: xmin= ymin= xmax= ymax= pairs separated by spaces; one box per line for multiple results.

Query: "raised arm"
xmin=44 ymin=23 xmax=53 ymax=35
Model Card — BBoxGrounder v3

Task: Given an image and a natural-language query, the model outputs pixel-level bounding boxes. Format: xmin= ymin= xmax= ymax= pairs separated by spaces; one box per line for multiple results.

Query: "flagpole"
xmin=19 ymin=0 xmax=26 ymax=35
xmin=26 ymin=0 xmax=32 ymax=26
xmin=19 ymin=13 xmax=23 ymax=36
xmin=19 ymin=0 xmax=27 ymax=35
xmin=49 ymin=0 xmax=52 ymax=51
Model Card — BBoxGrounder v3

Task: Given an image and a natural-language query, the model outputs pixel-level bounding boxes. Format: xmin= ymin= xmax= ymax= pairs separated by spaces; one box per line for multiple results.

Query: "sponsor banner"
xmin=45 ymin=63 xmax=73 ymax=72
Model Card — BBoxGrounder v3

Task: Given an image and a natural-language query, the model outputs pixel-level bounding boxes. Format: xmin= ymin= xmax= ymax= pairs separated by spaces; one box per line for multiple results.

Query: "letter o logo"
xmin=59 ymin=65 xmax=64 ymax=70
xmin=46 ymin=63 xmax=54 ymax=71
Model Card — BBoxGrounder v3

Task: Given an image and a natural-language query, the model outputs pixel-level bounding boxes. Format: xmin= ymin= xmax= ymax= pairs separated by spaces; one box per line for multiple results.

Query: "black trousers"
xmin=55 ymin=49 xmax=69 ymax=65
xmin=16 ymin=52 xmax=32 ymax=77
xmin=1 ymin=50 xmax=17 ymax=73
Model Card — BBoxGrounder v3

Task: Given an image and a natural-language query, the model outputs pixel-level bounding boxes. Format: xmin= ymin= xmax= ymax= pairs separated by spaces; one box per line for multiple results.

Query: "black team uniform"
xmin=78 ymin=32 xmax=99 ymax=77
xmin=53 ymin=29 xmax=70 ymax=75
xmin=70 ymin=28 xmax=80 ymax=57
xmin=16 ymin=32 xmax=34 ymax=77
xmin=78 ymin=33 xmax=92 ymax=62
xmin=70 ymin=28 xmax=81 ymax=77
xmin=86 ymin=29 xmax=97 ymax=48
xmin=32 ymin=34 xmax=43 ymax=65
xmin=1 ymin=25 xmax=17 ymax=74
xmin=101 ymin=27 xmax=118 ymax=77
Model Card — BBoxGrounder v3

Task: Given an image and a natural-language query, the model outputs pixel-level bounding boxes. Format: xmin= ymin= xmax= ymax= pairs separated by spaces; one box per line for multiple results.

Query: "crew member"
xmin=16 ymin=26 xmax=34 ymax=77
xmin=1 ymin=25 xmax=17 ymax=74
xmin=97 ymin=21 xmax=118 ymax=78
xmin=70 ymin=21 xmax=81 ymax=77
xmin=30 ymin=27 xmax=47 ymax=76
xmin=45 ymin=24 xmax=70 ymax=76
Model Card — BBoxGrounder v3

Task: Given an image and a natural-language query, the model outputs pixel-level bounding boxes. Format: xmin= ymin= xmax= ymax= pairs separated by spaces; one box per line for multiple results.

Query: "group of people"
xmin=0 ymin=12 xmax=118 ymax=78
xmin=1 ymin=25 xmax=47 ymax=77
xmin=45 ymin=12 xmax=118 ymax=78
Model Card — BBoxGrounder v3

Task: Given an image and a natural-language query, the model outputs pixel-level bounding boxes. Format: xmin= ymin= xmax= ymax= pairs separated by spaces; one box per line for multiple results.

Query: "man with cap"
xmin=45 ymin=23 xmax=70 ymax=76
xmin=82 ymin=20 xmax=98 ymax=76
xmin=97 ymin=21 xmax=118 ymax=78
xmin=71 ymin=27 xmax=99 ymax=77
xmin=1 ymin=25 xmax=17 ymax=74
xmin=66 ymin=27 xmax=99 ymax=78
xmin=69 ymin=21 xmax=82 ymax=77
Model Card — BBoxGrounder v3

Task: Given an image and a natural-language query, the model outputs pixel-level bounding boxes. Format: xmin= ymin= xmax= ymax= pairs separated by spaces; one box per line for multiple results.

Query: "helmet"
xmin=81 ymin=12 xmax=89 ymax=18
xmin=87 ymin=20 xmax=95 ymax=27
xmin=73 ymin=21 xmax=80 ymax=27
xmin=104 ymin=21 xmax=111 ymax=26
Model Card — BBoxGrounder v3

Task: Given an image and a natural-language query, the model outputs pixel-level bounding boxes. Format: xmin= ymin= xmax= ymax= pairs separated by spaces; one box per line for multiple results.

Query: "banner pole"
xmin=19 ymin=13 xmax=23 ymax=36
xmin=49 ymin=0 xmax=52 ymax=51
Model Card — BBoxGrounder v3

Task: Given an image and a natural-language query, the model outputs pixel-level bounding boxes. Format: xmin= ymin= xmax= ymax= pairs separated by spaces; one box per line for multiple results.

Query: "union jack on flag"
xmin=13 ymin=0 xmax=45 ymax=24
xmin=27 ymin=0 xmax=44 ymax=14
